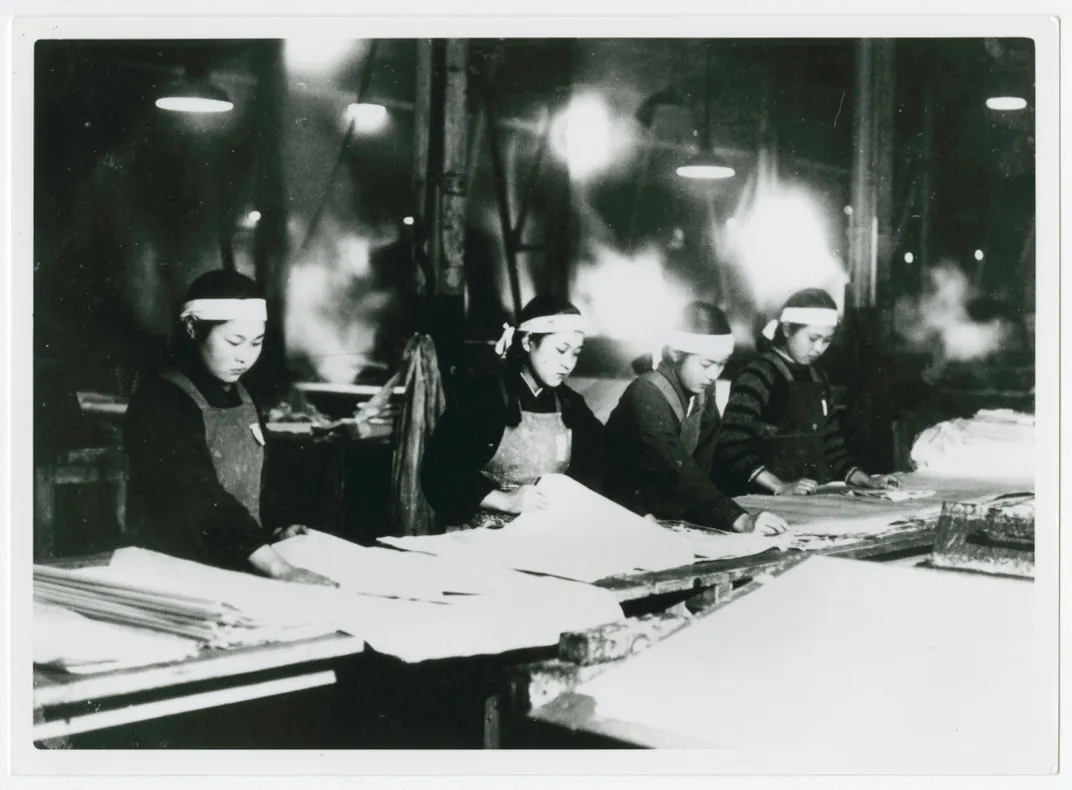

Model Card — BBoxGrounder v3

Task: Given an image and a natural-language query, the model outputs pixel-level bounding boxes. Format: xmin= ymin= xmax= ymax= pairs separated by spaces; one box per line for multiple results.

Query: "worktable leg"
xmin=483 ymin=692 xmax=503 ymax=749
xmin=34 ymin=467 xmax=55 ymax=561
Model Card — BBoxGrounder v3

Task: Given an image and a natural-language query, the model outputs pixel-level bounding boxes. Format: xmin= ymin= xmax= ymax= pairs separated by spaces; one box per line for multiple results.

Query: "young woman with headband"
xmin=124 ymin=270 xmax=335 ymax=585
xmin=716 ymin=288 xmax=900 ymax=496
xmin=421 ymin=295 xmax=605 ymax=530
xmin=603 ymin=302 xmax=789 ymax=535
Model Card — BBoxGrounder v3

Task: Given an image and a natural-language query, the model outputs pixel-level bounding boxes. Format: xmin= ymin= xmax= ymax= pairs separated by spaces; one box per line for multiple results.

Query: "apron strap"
xmin=765 ymin=352 xmax=796 ymax=386
xmin=159 ymin=369 xmax=210 ymax=410
xmin=639 ymin=370 xmax=687 ymax=425
xmin=235 ymin=383 xmax=253 ymax=405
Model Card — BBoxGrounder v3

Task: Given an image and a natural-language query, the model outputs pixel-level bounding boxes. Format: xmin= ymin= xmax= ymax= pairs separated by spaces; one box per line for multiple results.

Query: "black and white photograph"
xmin=4 ymin=6 xmax=1064 ymax=780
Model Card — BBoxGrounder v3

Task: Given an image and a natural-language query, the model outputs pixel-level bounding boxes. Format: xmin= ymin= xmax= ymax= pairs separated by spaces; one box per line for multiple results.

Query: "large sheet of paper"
xmin=272 ymin=530 xmax=625 ymax=661
xmin=556 ymin=556 xmax=1049 ymax=768
xmin=380 ymin=474 xmax=717 ymax=582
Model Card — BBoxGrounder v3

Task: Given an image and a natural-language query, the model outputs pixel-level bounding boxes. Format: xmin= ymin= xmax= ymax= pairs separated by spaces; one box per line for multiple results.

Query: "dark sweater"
xmin=603 ymin=365 xmax=747 ymax=530
xmin=420 ymin=367 xmax=606 ymax=525
xmin=123 ymin=361 xmax=278 ymax=570
xmin=716 ymin=352 xmax=861 ymax=493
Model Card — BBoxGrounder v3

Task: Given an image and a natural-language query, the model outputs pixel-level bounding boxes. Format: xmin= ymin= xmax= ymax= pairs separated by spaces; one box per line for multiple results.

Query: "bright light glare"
xmin=721 ymin=186 xmax=847 ymax=311
xmin=550 ymin=94 xmax=616 ymax=181
xmin=843 ymin=205 xmax=853 ymax=216
xmin=402 ymin=216 xmax=415 ymax=226
xmin=345 ymin=103 xmax=388 ymax=133
xmin=247 ymin=210 xmax=262 ymax=224
xmin=905 ymin=252 xmax=915 ymax=264
xmin=676 ymin=164 xmax=735 ymax=180
xmin=974 ymin=249 xmax=985 ymax=261
xmin=285 ymin=39 xmax=362 ymax=75
xmin=155 ymin=96 xmax=233 ymax=114
xmin=570 ymin=244 xmax=689 ymax=345
xmin=986 ymin=96 xmax=1027 ymax=111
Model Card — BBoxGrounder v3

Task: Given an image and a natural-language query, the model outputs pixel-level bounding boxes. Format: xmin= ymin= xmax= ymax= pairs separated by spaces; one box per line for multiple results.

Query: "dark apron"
xmin=757 ymin=353 xmax=832 ymax=485
xmin=452 ymin=380 xmax=573 ymax=531
xmin=159 ymin=369 xmax=266 ymax=525
xmin=640 ymin=369 xmax=704 ymax=455
xmin=624 ymin=370 xmax=706 ymax=517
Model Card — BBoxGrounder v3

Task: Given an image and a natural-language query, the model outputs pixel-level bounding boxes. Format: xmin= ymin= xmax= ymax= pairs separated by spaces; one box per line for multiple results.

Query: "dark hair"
xmin=168 ymin=269 xmax=264 ymax=366
xmin=661 ymin=301 xmax=731 ymax=367
xmin=504 ymin=295 xmax=584 ymax=370
xmin=765 ymin=288 xmax=838 ymax=350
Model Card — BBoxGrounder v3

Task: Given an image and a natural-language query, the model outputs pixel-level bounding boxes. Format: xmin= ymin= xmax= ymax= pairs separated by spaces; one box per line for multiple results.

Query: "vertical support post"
xmin=250 ymin=40 xmax=289 ymax=398
xmin=920 ymin=76 xmax=935 ymax=279
xmin=846 ymin=38 xmax=897 ymax=473
xmin=436 ymin=39 xmax=470 ymax=375
xmin=412 ymin=39 xmax=435 ymax=302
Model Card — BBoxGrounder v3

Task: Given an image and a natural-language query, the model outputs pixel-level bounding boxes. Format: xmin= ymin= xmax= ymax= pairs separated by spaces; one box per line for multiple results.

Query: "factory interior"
xmin=27 ymin=35 xmax=1048 ymax=761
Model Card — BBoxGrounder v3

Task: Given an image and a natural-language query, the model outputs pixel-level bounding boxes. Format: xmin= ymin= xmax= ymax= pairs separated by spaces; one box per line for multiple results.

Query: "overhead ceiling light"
xmin=676 ymin=154 xmax=736 ymax=181
xmin=155 ymin=67 xmax=234 ymax=114
xmin=986 ymin=96 xmax=1028 ymax=111
xmin=677 ymin=43 xmax=735 ymax=181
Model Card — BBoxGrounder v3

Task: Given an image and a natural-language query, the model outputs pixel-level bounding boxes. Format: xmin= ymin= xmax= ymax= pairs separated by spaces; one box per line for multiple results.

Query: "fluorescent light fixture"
xmin=156 ymin=76 xmax=233 ymax=114
xmin=986 ymin=96 xmax=1028 ymax=111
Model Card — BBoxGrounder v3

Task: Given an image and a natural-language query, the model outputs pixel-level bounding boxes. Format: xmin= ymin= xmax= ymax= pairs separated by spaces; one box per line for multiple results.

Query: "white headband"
xmin=665 ymin=330 xmax=735 ymax=359
xmin=180 ymin=298 xmax=267 ymax=322
xmin=493 ymin=314 xmax=589 ymax=357
xmin=762 ymin=306 xmax=839 ymax=340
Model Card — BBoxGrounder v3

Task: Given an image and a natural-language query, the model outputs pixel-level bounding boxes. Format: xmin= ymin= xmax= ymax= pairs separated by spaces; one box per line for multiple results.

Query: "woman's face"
xmin=678 ymin=353 xmax=730 ymax=395
xmin=193 ymin=318 xmax=266 ymax=383
xmin=523 ymin=330 xmax=585 ymax=389
xmin=785 ymin=324 xmax=835 ymax=365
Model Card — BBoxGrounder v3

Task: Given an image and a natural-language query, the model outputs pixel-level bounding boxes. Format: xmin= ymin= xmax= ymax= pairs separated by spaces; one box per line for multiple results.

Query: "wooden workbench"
xmin=33 ymin=633 xmax=366 ymax=744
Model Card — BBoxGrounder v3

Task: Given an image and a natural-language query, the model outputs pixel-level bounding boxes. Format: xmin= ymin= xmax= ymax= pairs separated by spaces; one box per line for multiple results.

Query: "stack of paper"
xmin=34 ymin=550 xmax=345 ymax=649
xmin=380 ymin=475 xmax=710 ymax=582
xmin=911 ymin=409 xmax=1034 ymax=480
xmin=34 ymin=601 xmax=202 ymax=674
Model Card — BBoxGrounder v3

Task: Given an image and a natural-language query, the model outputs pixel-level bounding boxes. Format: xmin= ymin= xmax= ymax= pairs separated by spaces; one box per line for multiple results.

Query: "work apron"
xmin=159 ymin=369 xmax=266 ymax=526
xmin=452 ymin=382 xmax=573 ymax=531
xmin=756 ymin=353 xmax=832 ymax=486
xmin=626 ymin=370 xmax=705 ymax=516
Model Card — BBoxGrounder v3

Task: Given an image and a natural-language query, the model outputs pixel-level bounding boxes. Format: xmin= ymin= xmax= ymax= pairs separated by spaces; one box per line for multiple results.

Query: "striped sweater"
xmin=715 ymin=353 xmax=861 ymax=493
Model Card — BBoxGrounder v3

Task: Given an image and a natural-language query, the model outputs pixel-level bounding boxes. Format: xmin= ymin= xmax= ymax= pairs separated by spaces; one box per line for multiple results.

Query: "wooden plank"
xmin=558 ymin=609 xmax=694 ymax=667
xmin=33 ymin=633 xmax=364 ymax=710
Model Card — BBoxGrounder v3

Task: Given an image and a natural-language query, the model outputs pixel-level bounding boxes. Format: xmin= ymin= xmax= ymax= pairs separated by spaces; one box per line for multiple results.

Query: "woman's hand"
xmin=863 ymin=473 xmax=901 ymax=490
xmin=273 ymin=524 xmax=309 ymax=542
xmin=248 ymin=545 xmax=338 ymax=587
xmin=734 ymin=511 xmax=790 ymax=536
xmin=775 ymin=478 xmax=818 ymax=496
xmin=505 ymin=484 xmax=549 ymax=514
xmin=273 ymin=565 xmax=339 ymax=587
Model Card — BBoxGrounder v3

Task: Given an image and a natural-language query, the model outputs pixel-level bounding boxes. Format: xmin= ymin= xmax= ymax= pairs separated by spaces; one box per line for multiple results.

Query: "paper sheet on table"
xmin=351 ymin=576 xmax=624 ymax=662
xmin=380 ymin=475 xmax=703 ymax=582
xmin=34 ymin=601 xmax=202 ymax=673
xmin=272 ymin=530 xmax=559 ymax=599
xmin=814 ymin=482 xmax=938 ymax=502
xmin=562 ymin=556 xmax=1048 ymax=766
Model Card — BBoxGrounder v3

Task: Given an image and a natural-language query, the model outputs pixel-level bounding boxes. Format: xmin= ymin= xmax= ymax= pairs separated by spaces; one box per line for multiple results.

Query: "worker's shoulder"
xmin=733 ymin=354 xmax=781 ymax=383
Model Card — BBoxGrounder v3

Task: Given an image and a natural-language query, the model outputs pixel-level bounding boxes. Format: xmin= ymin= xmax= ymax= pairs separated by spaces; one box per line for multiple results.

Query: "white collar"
xmin=520 ymin=369 xmax=544 ymax=397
